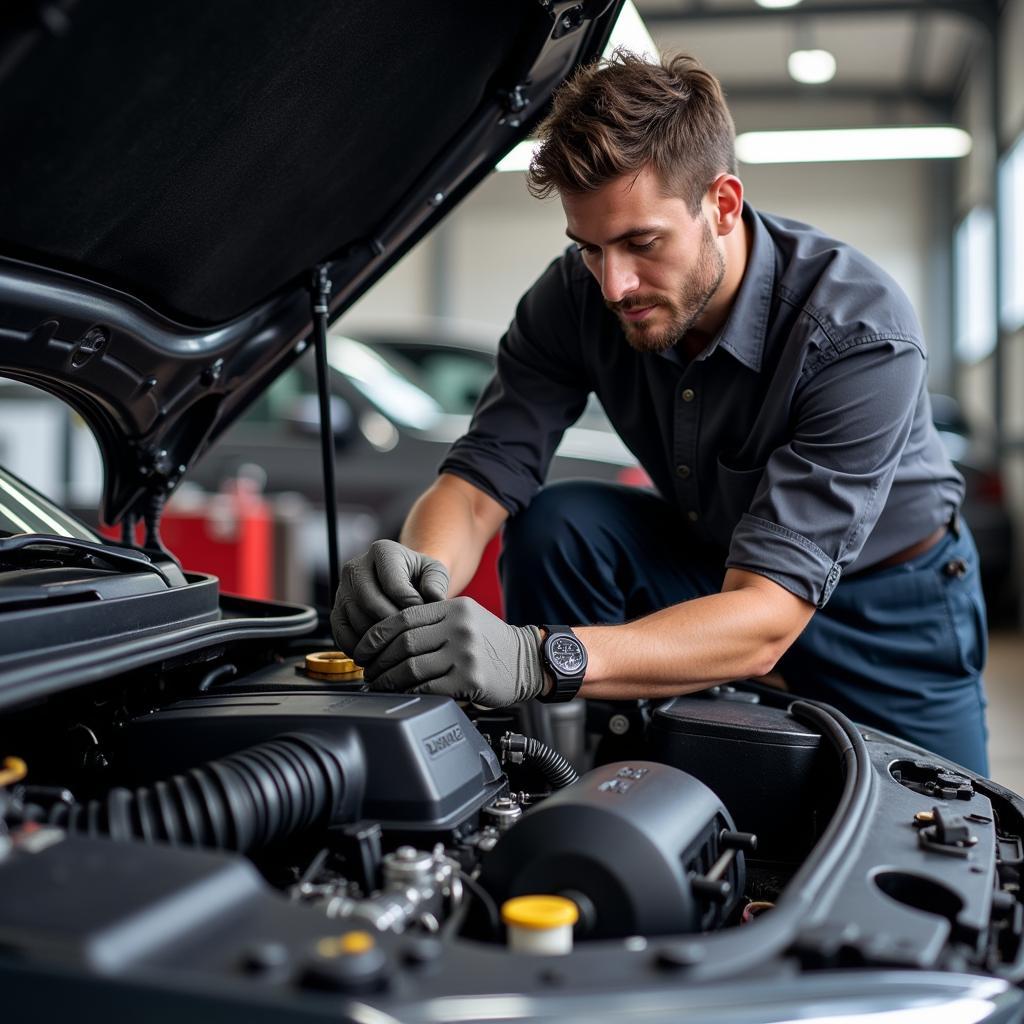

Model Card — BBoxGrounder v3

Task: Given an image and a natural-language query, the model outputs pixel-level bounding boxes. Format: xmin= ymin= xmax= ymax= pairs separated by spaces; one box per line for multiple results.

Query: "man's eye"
xmin=629 ymin=239 xmax=657 ymax=252
xmin=576 ymin=244 xmax=598 ymax=256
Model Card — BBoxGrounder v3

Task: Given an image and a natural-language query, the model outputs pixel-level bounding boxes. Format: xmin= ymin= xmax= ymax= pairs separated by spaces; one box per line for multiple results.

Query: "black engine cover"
xmin=480 ymin=761 xmax=744 ymax=938
xmin=112 ymin=691 xmax=504 ymax=833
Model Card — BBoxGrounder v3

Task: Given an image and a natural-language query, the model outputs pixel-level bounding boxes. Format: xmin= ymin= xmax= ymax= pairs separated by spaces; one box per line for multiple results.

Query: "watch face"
xmin=549 ymin=635 xmax=585 ymax=674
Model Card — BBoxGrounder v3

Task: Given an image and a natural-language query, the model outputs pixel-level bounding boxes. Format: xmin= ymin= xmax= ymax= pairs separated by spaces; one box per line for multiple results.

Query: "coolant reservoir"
xmin=501 ymin=895 xmax=578 ymax=955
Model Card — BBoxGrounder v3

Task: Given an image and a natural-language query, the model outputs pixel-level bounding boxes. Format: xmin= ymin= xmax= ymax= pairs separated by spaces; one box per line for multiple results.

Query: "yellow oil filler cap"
xmin=0 ymin=757 xmax=27 ymax=787
xmin=305 ymin=651 xmax=364 ymax=682
xmin=315 ymin=931 xmax=376 ymax=958
xmin=501 ymin=895 xmax=578 ymax=955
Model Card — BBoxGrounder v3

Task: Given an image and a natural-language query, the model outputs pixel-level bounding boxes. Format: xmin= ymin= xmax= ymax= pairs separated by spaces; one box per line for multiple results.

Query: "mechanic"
xmin=332 ymin=52 xmax=989 ymax=774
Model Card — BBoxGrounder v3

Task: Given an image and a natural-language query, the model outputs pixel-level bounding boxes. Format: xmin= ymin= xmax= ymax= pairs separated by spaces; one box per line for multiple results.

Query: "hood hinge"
xmin=123 ymin=445 xmax=185 ymax=560
xmin=538 ymin=0 xmax=616 ymax=40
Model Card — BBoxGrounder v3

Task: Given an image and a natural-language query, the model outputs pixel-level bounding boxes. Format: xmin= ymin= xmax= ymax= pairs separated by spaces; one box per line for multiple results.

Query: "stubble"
xmin=609 ymin=218 xmax=725 ymax=354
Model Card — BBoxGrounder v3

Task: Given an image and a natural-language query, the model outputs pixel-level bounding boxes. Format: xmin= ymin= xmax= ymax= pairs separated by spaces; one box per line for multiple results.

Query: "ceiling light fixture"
xmin=787 ymin=48 xmax=837 ymax=85
xmin=755 ymin=0 xmax=804 ymax=8
xmin=496 ymin=141 xmax=536 ymax=174
xmin=736 ymin=126 xmax=973 ymax=164
xmin=603 ymin=0 xmax=659 ymax=62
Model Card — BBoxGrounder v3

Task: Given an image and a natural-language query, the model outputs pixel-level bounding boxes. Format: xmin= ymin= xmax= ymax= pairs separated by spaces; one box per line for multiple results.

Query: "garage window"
xmin=954 ymin=206 xmax=996 ymax=363
xmin=1000 ymin=134 xmax=1024 ymax=332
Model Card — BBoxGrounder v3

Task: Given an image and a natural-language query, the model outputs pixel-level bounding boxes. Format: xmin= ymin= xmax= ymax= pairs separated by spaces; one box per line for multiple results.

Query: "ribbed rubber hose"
xmin=41 ymin=733 xmax=349 ymax=853
xmin=523 ymin=736 xmax=579 ymax=789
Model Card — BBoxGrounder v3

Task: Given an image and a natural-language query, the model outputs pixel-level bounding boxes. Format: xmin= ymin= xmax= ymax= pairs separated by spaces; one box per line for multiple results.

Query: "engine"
xmin=3 ymin=647 xmax=1022 ymax=1013
xmin=0 ymin=653 xmax=749 ymax=947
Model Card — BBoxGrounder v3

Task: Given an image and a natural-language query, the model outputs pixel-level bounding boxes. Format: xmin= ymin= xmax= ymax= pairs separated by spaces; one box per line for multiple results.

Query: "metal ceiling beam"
xmin=904 ymin=11 xmax=930 ymax=93
xmin=723 ymin=84 xmax=953 ymax=118
xmin=642 ymin=1 xmax=995 ymax=28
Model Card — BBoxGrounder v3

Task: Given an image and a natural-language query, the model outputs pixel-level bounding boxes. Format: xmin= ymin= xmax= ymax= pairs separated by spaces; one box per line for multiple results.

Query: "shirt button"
xmin=687 ymin=510 xmax=699 ymax=522
xmin=681 ymin=388 xmax=695 ymax=402
xmin=676 ymin=464 xmax=691 ymax=479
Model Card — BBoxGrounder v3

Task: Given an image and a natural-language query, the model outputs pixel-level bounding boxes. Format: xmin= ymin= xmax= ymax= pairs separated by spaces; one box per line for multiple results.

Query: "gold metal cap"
xmin=305 ymin=651 xmax=363 ymax=681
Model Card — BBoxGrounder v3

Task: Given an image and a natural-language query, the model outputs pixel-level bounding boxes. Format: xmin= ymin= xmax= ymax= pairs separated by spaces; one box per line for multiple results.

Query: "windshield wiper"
xmin=0 ymin=534 xmax=174 ymax=587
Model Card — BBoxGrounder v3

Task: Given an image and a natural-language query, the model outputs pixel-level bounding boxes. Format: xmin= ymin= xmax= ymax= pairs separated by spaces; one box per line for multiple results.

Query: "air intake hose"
xmin=502 ymin=732 xmax=579 ymax=789
xmin=39 ymin=733 xmax=352 ymax=853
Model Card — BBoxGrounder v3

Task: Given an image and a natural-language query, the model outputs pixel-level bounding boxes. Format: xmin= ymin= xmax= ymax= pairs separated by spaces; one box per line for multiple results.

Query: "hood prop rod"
xmin=310 ymin=265 xmax=341 ymax=607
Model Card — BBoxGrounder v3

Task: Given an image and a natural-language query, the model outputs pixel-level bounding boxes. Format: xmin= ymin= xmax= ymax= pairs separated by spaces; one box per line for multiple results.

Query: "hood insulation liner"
xmin=0 ymin=0 xmax=530 ymax=324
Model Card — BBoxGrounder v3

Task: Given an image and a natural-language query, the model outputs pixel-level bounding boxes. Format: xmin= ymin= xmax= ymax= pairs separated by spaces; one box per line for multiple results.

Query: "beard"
xmin=609 ymin=218 xmax=725 ymax=354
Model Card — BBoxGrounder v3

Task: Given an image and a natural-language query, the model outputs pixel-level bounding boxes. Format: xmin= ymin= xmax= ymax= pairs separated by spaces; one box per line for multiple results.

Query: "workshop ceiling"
xmin=635 ymin=1 xmax=983 ymax=112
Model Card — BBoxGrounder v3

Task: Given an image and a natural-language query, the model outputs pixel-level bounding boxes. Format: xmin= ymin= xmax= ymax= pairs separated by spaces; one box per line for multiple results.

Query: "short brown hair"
xmin=527 ymin=50 xmax=736 ymax=214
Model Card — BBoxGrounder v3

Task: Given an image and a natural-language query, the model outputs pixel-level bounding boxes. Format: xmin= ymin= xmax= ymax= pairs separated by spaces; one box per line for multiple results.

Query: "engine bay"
xmin=2 ymin=634 xmax=1024 ymax=1018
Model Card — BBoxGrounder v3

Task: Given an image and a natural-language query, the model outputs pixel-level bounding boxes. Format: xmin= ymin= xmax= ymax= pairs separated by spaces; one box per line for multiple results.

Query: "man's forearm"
xmin=399 ymin=473 xmax=509 ymax=595
xmin=577 ymin=569 xmax=815 ymax=700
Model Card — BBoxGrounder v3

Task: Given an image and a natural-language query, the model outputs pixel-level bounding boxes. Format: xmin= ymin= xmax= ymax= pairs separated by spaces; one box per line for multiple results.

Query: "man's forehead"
xmin=563 ymin=165 xmax=692 ymax=220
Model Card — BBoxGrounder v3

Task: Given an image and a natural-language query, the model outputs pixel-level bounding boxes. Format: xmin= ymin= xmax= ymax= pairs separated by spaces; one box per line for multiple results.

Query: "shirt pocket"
xmin=714 ymin=455 xmax=767 ymax=526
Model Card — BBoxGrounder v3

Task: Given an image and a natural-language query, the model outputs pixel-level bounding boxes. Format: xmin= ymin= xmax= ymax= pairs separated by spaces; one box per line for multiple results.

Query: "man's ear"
xmin=707 ymin=174 xmax=743 ymax=236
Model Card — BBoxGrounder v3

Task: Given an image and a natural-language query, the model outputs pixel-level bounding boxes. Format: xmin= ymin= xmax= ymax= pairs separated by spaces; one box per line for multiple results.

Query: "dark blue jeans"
xmin=500 ymin=480 xmax=990 ymax=775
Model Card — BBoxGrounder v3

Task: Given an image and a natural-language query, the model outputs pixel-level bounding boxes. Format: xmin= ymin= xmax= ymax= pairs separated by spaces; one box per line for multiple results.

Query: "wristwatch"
xmin=537 ymin=625 xmax=587 ymax=703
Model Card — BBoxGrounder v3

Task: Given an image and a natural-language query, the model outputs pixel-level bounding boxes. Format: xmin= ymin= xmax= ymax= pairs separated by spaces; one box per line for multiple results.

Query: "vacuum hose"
xmin=502 ymin=732 xmax=579 ymax=789
xmin=37 ymin=733 xmax=350 ymax=853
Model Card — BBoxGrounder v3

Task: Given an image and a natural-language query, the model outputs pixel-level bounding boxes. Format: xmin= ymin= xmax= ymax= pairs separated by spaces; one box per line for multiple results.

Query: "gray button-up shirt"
xmin=440 ymin=204 xmax=964 ymax=608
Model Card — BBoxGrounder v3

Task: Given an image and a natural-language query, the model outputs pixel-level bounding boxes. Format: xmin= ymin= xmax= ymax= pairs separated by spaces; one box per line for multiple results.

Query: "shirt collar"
xmin=658 ymin=202 xmax=774 ymax=374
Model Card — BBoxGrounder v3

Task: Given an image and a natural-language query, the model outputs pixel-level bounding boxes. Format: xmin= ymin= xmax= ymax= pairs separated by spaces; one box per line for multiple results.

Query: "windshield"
xmin=327 ymin=337 xmax=443 ymax=429
xmin=345 ymin=334 xmax=618 ymax=431
xmin=355 ymin=337 xmax=496 ymax=416
xmin=0 ymin=466 xmax=99 ymax=541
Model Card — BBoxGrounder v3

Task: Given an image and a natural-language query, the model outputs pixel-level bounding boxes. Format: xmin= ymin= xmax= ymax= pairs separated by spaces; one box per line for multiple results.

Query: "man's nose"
xmin=600 ymin=254 xmax=639 ymax=304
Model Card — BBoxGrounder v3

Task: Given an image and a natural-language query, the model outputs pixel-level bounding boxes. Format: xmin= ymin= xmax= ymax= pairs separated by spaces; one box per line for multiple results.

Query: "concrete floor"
xmin=986 ymin=630 xmax=1024 ymax=792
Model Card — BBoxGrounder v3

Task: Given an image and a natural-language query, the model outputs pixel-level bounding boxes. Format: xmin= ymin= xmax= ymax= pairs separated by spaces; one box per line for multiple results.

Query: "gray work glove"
xmin=330 ymin=540 xmax=449 ymax=654
xmin=353 ymin=597 xmax=545 ymax=708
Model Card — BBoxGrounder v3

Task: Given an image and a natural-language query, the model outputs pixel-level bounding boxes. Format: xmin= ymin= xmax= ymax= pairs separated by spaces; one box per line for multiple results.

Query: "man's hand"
xmin=330 ymin=540 xmax=450 ymax=653
xmin=353 ymin=597 xmax=545 ymax=708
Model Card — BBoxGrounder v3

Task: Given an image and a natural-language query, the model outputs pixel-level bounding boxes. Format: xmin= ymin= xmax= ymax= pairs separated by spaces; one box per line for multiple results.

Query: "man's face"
xmin=561 ymin=166 xmax=725 ymax=353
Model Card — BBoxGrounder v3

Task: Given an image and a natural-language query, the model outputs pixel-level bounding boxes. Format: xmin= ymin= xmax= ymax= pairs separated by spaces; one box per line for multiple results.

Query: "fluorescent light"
xmin=603 ymin=0 xmax=659 ymax=62
xmin=787 ymin=48 xmax=836 ymax=85
xmin=755 ymin=0 xmax=803 ymax=7
xmin=496 ymin=140 xmax=537 ymax=173
xmin=736 ymin=126 xmax=973 ymax=164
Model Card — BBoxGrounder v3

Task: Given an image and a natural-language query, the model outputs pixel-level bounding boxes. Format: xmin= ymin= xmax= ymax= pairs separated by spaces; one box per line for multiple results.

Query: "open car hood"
xmin=0 ymin=0 xmax=621 ymax=526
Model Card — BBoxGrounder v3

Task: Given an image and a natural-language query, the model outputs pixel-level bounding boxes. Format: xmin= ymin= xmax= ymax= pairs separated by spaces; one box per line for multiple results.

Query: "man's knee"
xmin=503 ymin=480 xmax=617 ymax=567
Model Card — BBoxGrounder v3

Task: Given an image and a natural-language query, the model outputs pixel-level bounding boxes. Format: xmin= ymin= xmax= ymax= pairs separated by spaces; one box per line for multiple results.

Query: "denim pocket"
xmin=831 ymin=533 xmax=961 ymax=683
xmin=882 ymin=526 xmax=988 ymax=680
xmin=938 ymin=537 xmax=988 ymax=677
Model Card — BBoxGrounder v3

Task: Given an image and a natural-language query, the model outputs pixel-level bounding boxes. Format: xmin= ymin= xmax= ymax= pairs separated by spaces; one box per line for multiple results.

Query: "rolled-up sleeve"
xmin=726 ymin=335 xmax=926 ymax=607
xmin=440 ymin=256 xmax=590 ymax=515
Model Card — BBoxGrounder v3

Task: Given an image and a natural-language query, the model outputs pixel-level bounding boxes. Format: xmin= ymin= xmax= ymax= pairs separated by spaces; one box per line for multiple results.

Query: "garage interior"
xmin=1 ymin=0 xmax=1021 ymax=786
xmin=3 ymin=2 xmax=1024 ymax=1013
xmin=347 ymin=0 xmax=1024 ymax=790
